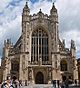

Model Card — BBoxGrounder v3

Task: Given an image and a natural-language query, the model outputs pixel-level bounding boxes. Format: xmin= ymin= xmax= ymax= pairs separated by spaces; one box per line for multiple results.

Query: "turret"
xmin=23 ymin=2 xmax=30 ymax=15
xmin=3 ymin=39 xmax=12 ymax=58
xmin=70 ymin=40 xmax=76 ymax=57
xmin=70 ymin=40 xmax=78 ymax=81
xmin=62 ymin=39 xmax=65 ymax=47
xmin=38 ymin=9 xmax=44 ymax=17
xmin=71 ymin=40 xmax=76 ymax=49
xmin=37 ymin=9 xmax=44 ymax=23
xmin=50 ymin=3 xmax=58 ymax=22
xmin=50 ymin=3 xmax=57 ymax=14
xmin=22 ymin=2 xmax=30 ymax=22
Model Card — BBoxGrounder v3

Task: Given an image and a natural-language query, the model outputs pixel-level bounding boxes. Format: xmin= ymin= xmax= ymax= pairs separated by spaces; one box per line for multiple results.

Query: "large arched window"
xmin=60 ymin=60 xmax=67 ymax=71
xmin=31 ymin=28 xmax=48 ymax=62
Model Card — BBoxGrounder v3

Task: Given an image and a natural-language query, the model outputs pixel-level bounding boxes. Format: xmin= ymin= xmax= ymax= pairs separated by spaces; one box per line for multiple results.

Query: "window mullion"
xmin=41 ymin=30 xmax=42 ymax=62
xmin=35 ymin=37 xmax=37 ymax=62
xmin=33 ymin=38 xmax=34 ymax=61
xmin=31 ymin=29 xmax=48 ymax=63
xmin=38 ymin=30 xmax=39 ymax=61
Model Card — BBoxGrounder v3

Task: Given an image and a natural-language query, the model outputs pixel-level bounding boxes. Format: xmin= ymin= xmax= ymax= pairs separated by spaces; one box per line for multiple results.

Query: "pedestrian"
xmin=57 ymin=80 xmax=60 ymax=88
xmin=52 ymin=80 xmax=56 ymax=88
xmin=1 ymin=76 xmax=14 ymax=88
xmin=9 ymin=79 xmax=14 ymax=88
xmin=19 ymin=80 xmax=22 ymax=87
xmin=1 ymin=82 xmax=7 ymax=88
xmin=25 ymin=80 xmax=27 ymax=86
xmin=61 ymin=81 xmax=65 ymax=88
xmin=75 ymin=80 xmax=77 ymax=86
xmin=12 ymin=78 xmax=18 ymax=88
xmin=65 ymin=79 xmax=69 ymax=88
xmin=15 ymin=79 xmax=19 ymax=88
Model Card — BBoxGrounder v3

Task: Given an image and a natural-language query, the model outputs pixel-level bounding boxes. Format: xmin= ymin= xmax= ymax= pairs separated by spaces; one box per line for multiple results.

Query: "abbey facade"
xmin=1 ymin=2 xmax=78 ymax=84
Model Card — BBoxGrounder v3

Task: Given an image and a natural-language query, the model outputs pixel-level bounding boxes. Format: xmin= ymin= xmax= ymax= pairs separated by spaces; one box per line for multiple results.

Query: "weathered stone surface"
xmin=1 ymin=2 xmax=78 ymax=84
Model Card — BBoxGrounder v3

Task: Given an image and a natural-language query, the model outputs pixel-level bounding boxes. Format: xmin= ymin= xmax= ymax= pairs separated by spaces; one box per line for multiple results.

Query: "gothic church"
xmin=1 ymin=2 xmax=78 ymax=84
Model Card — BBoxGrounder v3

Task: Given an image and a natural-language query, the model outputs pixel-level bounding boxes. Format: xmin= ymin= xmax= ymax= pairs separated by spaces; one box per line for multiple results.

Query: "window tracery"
xmin=31 ymin=28 xmax=49 ymax=62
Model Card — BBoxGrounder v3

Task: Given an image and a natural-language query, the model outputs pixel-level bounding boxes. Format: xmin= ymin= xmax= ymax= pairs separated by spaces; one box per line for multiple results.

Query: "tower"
xmin=22 ymin=2 xmax=30 ymax=52
xmin=50 ymin=3 xmax=61 ymax=80
xmin=50 ymin=3 xmax=59 ymax=52
xmin=2 ymin=39 xmax=12 ymax=80
xmin=19 ymin=2 xmax=30 ymax=82
xmin=70 ymin=40 xmax=78 ymax=81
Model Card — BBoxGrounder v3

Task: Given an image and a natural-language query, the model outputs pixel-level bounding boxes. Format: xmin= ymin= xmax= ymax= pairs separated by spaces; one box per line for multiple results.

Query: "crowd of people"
xmin=1 ymin=76 xmax=79 ymax=88
xmin=52 ymin=79 xmax=78 ymax=88
xmin=1 ymin=76 xmax=23 ymax=88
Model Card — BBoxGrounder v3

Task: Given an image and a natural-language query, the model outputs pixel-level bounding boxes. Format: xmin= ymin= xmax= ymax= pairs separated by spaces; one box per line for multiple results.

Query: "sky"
xmin=0 ymin=0 xmax=80 ymax=65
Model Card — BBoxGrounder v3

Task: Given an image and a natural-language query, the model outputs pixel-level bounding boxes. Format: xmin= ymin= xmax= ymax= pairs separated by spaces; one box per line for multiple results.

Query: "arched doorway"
xmin=60 ymin=60 xmax=67 ymax=71
xmin=35 ymin=72 xmax=44 ymax=84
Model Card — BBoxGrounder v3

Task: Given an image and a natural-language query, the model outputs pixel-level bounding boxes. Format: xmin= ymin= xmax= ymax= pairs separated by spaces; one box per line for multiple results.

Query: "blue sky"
xmin=0 ymin=0 xmax=80 ymax=65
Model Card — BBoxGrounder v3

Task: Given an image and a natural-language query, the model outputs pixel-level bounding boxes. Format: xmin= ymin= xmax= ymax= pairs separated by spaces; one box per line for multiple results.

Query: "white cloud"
xmin=0 ymin=55 xmax=2 ymax=66
xmin=30 ymin=0 xmax=52 ymax=14
xmin=0 ymin=0 xmax=24 ymax=59
xmin=0 ymin=0 xmax=13 ymax=12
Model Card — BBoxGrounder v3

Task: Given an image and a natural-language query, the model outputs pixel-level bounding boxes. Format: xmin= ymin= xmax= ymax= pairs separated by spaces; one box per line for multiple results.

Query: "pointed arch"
xmin=60 ymin=60 xmax=67 ymax=71
xmin=35 ymin=72 xmax=44 ymax=84
xmin=31 ymin=28 xmax=49 ymax=62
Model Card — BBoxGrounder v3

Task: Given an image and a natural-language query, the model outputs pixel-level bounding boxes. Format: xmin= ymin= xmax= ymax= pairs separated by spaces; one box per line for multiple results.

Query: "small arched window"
xmin=31 ymin=28 xmax=48 ymax=62
xmin=60 ymin=60 xmax=67 ymax=71
xmin=11 ymin=61 xmax=19 ymax=72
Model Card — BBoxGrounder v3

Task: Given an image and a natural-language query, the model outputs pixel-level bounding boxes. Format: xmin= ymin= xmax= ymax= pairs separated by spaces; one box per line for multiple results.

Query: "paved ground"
xmin=19 ymin=84 xmax=80 ymax=88
xmin=69 ymin=84 xmax=80 ymax=88
xmin=0 ymin=84 xmax=80 ymax=88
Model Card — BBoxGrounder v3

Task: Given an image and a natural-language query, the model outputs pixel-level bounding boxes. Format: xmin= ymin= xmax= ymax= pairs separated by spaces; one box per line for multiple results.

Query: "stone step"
xmin=21 ymin=84 xmax=53 ymax=88
xmin=19 ymin=84 xmax=80 ymax=88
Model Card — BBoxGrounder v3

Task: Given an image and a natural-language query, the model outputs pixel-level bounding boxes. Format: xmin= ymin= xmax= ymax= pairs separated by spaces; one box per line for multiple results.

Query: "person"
xmin=57 ymin=80 xmax=60 ymax=88
xmin=75 ymin=80 xmax=77 ymax=86
xmin=61 ymin=81 xmax=65 ymax=88
xmin=25 ymin=80 xmax=27 ymax=86
xmin=9 ymin=79 xmax=14 ymax=88
xmin=1 ymin=82 xmax=7 ymax=88
xmin=2 ymin=82 xmax=9 ymax=88
xmin=19 ymin=80 xmax=22 ymax=87
xmin=12 ymin=78 xmax=17 ymax=88
xmin=1 ymin=76 xmax=14 ymax=88
xmin=52 ymin=80 xmax=56 ymax=88
xmin=65 ymin=79 xmax=69 ymax=88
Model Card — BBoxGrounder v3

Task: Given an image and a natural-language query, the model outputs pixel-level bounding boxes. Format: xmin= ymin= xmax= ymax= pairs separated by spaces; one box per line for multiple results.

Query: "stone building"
xmin=77 ymin=58 xmax=80 ymax=84
xmin=1 ymin=2 xmax=78 ymax=84
xmin=0 ymin=66 xmax=2 ymax=83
